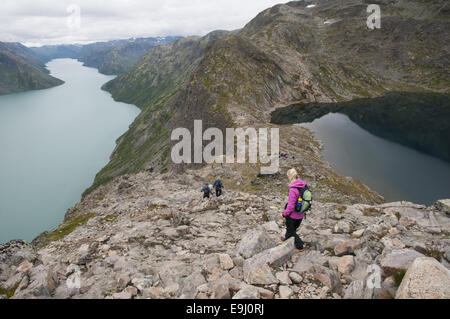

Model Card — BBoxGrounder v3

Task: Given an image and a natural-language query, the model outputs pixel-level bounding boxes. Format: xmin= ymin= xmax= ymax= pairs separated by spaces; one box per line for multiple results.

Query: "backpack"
xmin=295 ymin=186 xmax=312 ymax=214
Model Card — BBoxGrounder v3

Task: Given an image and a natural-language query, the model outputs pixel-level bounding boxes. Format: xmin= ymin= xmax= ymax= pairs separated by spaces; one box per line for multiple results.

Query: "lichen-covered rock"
xmin=396 ymin=257 xmax=450 ymax=299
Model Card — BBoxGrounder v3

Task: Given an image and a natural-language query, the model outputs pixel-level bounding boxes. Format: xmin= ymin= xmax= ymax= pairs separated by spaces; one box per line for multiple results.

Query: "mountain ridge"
xmin=30 ymin=36 xmax=182 ymax=75
xmin=90 ymin=0 xmax=449 ymax=199
xmin=0 ymin=42 xmax=64 ymax=95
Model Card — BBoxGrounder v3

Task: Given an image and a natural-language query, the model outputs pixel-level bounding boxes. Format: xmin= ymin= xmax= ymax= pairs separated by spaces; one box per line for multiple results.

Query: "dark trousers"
xmin=285 ymin=216 xmax=304 ymax=250
xmin=203 ymin=192 xmax=210 ymax=199
xmin=216 ymin=188 xmax=222 ymax=197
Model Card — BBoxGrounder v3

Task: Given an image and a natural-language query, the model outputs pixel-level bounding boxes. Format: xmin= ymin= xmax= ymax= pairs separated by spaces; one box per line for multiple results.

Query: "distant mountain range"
xmin=0 ymin=42 xmax=64 ymax=95
xmin=0 ymin=36 xmax=181 ymax=95
xmin=30 ymin=36 xmax=182 ymax=75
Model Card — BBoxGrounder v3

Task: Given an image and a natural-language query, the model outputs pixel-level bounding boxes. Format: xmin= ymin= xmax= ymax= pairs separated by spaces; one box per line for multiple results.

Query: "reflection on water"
xmin=298 ymin=113 xmax=450 ymax=205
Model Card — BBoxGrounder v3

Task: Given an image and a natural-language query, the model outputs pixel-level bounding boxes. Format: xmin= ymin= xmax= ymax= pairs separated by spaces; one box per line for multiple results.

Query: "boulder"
xmin=381 ymin=237 xmax=405 ymax=251
xmin=180 ymin=272 xmax=206 ymax=299
xmin=12 ymin=265 xmax=57 ymax=298
xmin=243 ymin=238 xmax=294 ymax=282
xmin=337 ymin=256 xmax=355 ymax=275
xmin=352 ymin=229 xmax=365 ymax=239
xmin=233 ymin=286 xmax=260 ymax=299
xmin=333 ymin=221 xmax=352 ymax=234
xmin=291 ymin=250 xmax=328 ymax=274
xmin=131 ymin=277 xmax=153 ymax=293
xmin=288 ymin=272 xmax=303 ymax=284
xmin=380 ymin=249 xmax=425 ymax=276
xmin=238 ymin=230 xmax=277 ymax=259
xmin=334 ymin=239 xmax=362 ymax=257
xmin=0 ymin=240 xmax=35 ymax=266
xmin=16 ymin=260 xmax=33 ymax=273
xmin=112 ymin=291 xmax=133 ymax=299
xmin=263 ymin=221 xmax=280 ymax=234
xmin=279 ymin=286 xmax=294 ymax=299
xmin=257 ymin=287 xmax=274 ymax=299
xmin=244 ymin=264 xmax=278 ymax=285
xmin=396 ymin=257 xmax=450 ymax=299
xmin=125 ymin=286 xmax=138 ymax=297
xmin=275 ymin=271 xmax=292 ymax=285
xmin=312 ymin=265 xmax=342 ymax=293
xmin=327 ymin=257 xmax=340 ymax=272
xmin=117 ymin=274 xmax=131 ymax=290
xmin=212 ymin=280 xmax=231 ymax=299
xmin=218 ymin=254 xmax=234 ymax=270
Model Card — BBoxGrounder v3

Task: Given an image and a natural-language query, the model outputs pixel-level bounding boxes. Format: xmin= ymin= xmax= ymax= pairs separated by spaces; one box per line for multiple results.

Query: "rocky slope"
xmin=1 ymin=0 xmax=449 ymax=300
xmin=89 ymin=0 xmax=449 ymax=199
xmin=0 ymin=42 xmax=64 ymax=95
xmin=0 ymin=169 xmax=449 ymax=299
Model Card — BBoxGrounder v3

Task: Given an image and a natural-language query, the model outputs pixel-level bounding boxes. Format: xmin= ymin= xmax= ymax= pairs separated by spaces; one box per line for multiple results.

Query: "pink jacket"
xmin=282 ymin=179 xmax=307 ymax=220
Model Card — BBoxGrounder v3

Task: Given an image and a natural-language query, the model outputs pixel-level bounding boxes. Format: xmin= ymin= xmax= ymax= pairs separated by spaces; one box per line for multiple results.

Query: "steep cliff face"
xmin=91 ymin=0 xmax=449 ymax=198
xmin=0 ymin=42 xmax=64 ymax=95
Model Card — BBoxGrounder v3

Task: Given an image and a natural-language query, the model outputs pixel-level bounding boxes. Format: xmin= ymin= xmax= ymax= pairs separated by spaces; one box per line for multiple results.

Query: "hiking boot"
xmin=296 ymin=248 xmax=305 ymax=253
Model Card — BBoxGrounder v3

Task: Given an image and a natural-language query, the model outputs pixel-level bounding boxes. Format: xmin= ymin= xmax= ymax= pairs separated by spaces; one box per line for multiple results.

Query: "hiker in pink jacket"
xmin=281 ymin=168 xmax=306 ymax=252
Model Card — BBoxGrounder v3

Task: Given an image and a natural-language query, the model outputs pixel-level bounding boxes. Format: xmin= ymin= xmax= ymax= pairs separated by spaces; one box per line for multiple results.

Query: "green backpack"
xmin=295 ymin=186 xmax=312 ymax=214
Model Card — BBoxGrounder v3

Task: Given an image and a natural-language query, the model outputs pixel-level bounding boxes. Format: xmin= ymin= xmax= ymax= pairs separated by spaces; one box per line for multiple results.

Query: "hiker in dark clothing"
xmin=201 ymin=184 xmax=213 ymax=200
xmin=213 ymin=179 xmax=224 ymax=197
xmin=281 ymin=168 xmax=306 ymax=252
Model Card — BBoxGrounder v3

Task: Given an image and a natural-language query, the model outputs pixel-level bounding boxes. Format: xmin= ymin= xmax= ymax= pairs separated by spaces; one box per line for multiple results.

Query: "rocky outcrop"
xmin=396 ymin=257 xmax=450 ymax=299
xmin=435 ymin=199 xmax=450 ymax=217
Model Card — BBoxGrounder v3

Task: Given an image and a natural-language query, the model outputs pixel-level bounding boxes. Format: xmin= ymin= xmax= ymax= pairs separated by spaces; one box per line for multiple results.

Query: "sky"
xmin=0 ymin=0 xmax=292 ymax=46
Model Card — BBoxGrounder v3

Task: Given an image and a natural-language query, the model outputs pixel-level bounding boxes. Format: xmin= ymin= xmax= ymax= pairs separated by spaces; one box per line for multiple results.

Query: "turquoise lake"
xmin=0 ymin=59 xmax=140 ymax=244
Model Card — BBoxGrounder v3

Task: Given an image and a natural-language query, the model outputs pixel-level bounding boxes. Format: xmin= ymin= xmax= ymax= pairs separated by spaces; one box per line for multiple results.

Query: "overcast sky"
xmin=0 ymin=0 xmax=292 ymax=46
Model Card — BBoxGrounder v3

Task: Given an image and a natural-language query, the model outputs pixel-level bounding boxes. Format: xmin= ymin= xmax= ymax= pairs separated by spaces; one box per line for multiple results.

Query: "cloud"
xmin=0 ymin=0 xmax=292 ymax=46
